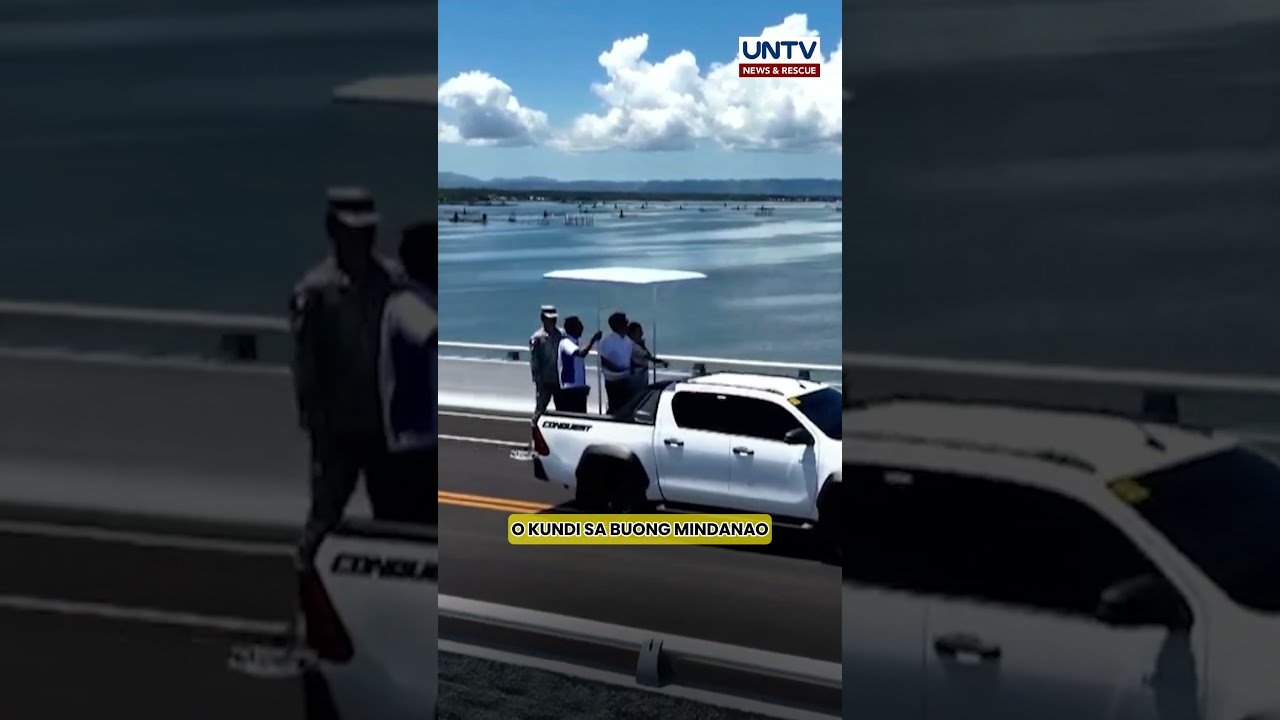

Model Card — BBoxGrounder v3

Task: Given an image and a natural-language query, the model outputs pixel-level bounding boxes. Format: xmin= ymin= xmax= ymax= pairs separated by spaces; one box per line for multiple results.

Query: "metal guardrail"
xmin=439 ymin=594 xmax=840 ymax=719
xmin=0 ymin=299 xmax=839 ymax=381
xmin=843 ymin=352 xmax=1280 ymax=430
xmin=0 ymin=299 xmax=286 ymax=332
xmin=445 ymin=340 xmax=841 ymax=382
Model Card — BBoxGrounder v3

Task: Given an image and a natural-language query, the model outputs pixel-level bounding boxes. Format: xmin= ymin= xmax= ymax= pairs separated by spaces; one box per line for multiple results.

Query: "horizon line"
xmin=439 ymin=172 xmax=843 ymax=183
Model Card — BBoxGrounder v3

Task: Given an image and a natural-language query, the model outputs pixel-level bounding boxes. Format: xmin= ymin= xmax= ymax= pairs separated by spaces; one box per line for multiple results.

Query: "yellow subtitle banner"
xmin=507 ymin=514 xmax=772 ymax=545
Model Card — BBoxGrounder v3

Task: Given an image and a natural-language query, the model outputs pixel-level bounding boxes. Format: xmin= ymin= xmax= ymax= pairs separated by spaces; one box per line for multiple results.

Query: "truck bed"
xmin=540 ymin=409 xmax=647 ymax=425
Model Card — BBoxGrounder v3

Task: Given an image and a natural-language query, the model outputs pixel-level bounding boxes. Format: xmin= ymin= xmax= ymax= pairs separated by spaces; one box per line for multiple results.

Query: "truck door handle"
xmin=732 ymin=446 xmax=754 ymax=456
xmin=663 ymin=438 xmax=684 ymax=447
xmin=933 ymin=634 xmax=1001 ymax=662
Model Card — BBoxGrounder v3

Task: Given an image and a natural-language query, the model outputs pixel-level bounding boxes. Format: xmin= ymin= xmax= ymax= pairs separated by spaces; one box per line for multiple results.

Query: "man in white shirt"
xmin=597 ymin=311 xmax=635 ymax=413
xmin=372 ymin=221 xmax=437 ymax=525
xmin=555 ymin=316 xmax=601 ymax=412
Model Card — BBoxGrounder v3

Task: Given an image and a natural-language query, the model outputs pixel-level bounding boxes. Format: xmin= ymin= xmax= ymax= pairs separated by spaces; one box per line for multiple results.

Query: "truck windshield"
xmin=1123 ymin=447 xmax=1280 ymax=613
xmin=792 ymin=387 xmax=841 ymax=440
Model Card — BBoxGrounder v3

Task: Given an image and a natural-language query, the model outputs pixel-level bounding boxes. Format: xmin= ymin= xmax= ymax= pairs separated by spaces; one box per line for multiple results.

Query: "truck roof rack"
xmin=846 ymin=429 xmax=1098 ymax=473
xmin=678 ymin=378 xmax=786 ymax=396
xmin=846 ymin=393 xmax=1211 ymax=436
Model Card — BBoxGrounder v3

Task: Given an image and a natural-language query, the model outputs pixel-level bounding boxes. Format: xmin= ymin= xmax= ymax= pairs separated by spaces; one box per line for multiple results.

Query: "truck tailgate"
xmin=312 ymin=520 xmax=437 ymax=720
xmin=536 ymin=413 xmax=651 ymax=486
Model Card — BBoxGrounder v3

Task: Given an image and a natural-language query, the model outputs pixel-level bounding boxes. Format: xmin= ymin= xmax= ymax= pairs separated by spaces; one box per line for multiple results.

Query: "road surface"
xmin=0 ymin=352 xmax=842 ymax=663
xmin=439 ymin=411 xmax=841 ymax=662
xmin=0 ymin=514 xmax=300 ymax=719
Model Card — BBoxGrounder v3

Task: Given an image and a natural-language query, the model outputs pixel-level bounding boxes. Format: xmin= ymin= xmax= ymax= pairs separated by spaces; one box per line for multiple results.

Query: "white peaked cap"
xmin=335 ymin=210 xmax=380 ymax=229
xmin=326 ymin=186 xmax=373 ymax=203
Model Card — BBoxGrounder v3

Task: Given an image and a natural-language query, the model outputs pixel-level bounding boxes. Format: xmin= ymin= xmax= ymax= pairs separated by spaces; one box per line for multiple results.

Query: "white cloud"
xmin=437 ymin=71 xmax=549 ymax=147
xmin=549 ymin=37 xmax=707 ymax=152
xmin=437 ymin=13 xmax=841 ymax=154
xmin=702 ymin=15 xmax=842 ymax=153
xmin=557 ymin=13 xmax=841 ymax=154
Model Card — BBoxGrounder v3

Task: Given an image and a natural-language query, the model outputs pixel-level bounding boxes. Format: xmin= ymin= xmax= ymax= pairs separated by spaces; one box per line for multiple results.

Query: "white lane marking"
xmin=440 ymin=410 xmax=527 ymax=423
xmin=0 ymin=594 xmax=288 ymax=635
xmin=0 ymin=519 xmax=293 ymax=557
xmin=440 ymin=434 xmax=527 ymax=448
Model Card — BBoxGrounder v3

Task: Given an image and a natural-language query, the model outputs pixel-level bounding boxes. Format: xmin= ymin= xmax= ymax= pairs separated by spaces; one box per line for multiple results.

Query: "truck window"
xmin=611 ymin=381 xmax=673 ymax=422
xmin=1123 ymin=448 xmax=1280 ymax=613
xmin=671 ymin=392 xmax=736 ymax=433
xmin=792 ymin=387 xmax=841 ymax=440
xmin=632 ymin=387 xmax=662 ymax=424
xmin=721 ymin=396 xmax=804 ymax=442
xmin=913 ymin=472 xmax=1158 ymax=617
xmin=846 ymin=465 xmax=922 ymax=588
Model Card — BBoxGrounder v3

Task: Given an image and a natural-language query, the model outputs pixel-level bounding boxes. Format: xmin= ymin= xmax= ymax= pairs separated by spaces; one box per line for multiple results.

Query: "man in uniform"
xmin=529 ymin=305 xmax=562 ymax=420
xmin=290 ymin=186 xmax=401 ymax=567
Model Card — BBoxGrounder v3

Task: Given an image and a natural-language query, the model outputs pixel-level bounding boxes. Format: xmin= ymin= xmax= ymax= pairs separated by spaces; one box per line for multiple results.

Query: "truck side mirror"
xmin=784 ymin=427 xmax=815 ymax=446
xmin=1096 ymin=574 xmax=1190 ymax=630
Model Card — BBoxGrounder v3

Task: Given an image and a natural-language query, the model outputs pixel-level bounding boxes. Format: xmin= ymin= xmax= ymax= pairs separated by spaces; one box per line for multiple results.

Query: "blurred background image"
xmin=845 ymin=2 xmax=1280 ymax=719
xmin=0 ymin=1 xmax=434 ymax=717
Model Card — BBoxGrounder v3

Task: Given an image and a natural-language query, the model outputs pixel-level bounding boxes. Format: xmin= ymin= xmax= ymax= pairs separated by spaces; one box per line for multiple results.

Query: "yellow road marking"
xmin=437 ymin=491 xmax=553 ymax=513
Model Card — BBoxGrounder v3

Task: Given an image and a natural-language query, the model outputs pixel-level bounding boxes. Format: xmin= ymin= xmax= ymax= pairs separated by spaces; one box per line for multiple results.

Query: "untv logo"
xmin=737 ymin=36 xmax=822 ymax=78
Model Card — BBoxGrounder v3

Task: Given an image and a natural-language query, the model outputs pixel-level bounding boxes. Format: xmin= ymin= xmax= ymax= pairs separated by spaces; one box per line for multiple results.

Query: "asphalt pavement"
xmin=0 ymin=517 xmax=300 ymax=719
xmin=0 ymin=352 xmax=841 ymax=665
xmin=440 ymin=409 xmax=842 ymax=661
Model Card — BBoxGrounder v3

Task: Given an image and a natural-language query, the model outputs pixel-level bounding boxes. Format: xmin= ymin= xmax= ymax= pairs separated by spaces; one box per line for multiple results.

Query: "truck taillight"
xmin=299 ymin=569 xmax=353 ymax=663
xmin=532 ymin=423 xmax=551 ymax=456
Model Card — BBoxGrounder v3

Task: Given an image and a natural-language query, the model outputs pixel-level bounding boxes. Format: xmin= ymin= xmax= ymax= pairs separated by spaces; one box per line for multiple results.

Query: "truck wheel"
xmin=819 ymin=518 xmax=842 ymax=565
xmin=605 ymin=479 xmax=646 ymax=513
xmin=574 ymin=479 xmax=606 ymax=511
xmin=578 ymin=455 xmax=648 ymax=513
xmin=817 ymin=485 xmax=843 ymax=565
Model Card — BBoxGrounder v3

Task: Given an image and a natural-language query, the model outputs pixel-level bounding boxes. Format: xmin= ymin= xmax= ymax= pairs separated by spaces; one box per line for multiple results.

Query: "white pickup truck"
xmin=296 ymin=520 xmax=437 ymax=720
xmin=845 ymin=397 xmax=1280 ymax=720
xmin=532 ymin=372 xmax=843 ymax=560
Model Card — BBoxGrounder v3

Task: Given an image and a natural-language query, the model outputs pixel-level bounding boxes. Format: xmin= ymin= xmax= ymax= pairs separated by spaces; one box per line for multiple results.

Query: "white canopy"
xmin=542 ymin=267 xmax=706 ymax=284
xmin=544 ymin=267 xmax=705 ymax=413
xmin=332 ymin=74 xmax=436 ymax=106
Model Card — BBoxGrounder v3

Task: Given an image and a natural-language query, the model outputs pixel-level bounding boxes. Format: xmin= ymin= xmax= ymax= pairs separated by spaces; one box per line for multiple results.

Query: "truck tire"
xmin=576 ymin=453 xmax=648 ymax=513
xmin=604 ymin=474 xmax=647 ymax=513
xmin=819 ymin=517 xmax=842 ymax=565
xmin=817 ymin=483 xmax=843 ymax=565
xmin=574 ymin=478 xmax=606 ymax=511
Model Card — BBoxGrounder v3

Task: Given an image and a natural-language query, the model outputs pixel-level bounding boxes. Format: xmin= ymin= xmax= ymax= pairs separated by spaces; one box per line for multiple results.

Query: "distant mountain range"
xmin=438 ymin=172 xmax=841 ymax=198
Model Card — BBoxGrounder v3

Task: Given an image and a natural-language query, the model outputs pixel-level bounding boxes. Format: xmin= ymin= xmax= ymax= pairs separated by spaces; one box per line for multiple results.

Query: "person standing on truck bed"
xmin=598 ymin=312 xmax=634 ymax=413
xmin=529 ymin=304 xmax=562 ymax=421
xmin=555 ymin=316 xmax=602 ymax=412
xmin=373 ymin=220 xmax=438 ymax=525
xmin=627 ymin=321 xmax=667 ymax=395
xmin=289 ymin=187 xmax=400 ymax=566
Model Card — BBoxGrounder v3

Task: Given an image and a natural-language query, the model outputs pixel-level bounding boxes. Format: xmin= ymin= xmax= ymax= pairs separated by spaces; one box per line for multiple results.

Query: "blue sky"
xmin=438 ymin=0 xmax=842 ymax=181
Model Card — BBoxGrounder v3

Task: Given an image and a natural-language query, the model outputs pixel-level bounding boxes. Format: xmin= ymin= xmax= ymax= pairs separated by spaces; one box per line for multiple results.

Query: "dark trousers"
xmin=369 ymin=446 xmax=437 ymax=526
xmin=534 ymin=381 xmax=558 ymax=419
xmin=300 ymin=430 xmax=391 ymax=567
xmin=554 ymin=385 xmax=590 ymax=413
xmin=604 ymin=378 xmax=633 ymax=414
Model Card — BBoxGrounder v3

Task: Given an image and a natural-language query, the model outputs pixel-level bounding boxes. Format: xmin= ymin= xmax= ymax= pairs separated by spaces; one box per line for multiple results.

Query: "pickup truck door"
xmin=722 ymin=396 xmax=819 ymax=519
xmin=653 ymin=390 xmax=731 ymax=505
xmin=914 ymin=472 xmax=1181 ymax=720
